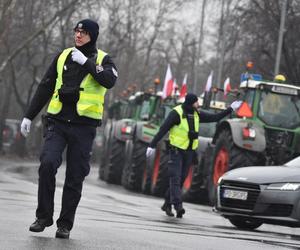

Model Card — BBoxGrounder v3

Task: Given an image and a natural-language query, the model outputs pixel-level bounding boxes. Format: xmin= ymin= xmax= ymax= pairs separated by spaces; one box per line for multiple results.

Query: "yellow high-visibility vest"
xmin=47 ymin=47 xmax=107 ymax=120
xmin=169 ymin=105 xmax=199 ymax=150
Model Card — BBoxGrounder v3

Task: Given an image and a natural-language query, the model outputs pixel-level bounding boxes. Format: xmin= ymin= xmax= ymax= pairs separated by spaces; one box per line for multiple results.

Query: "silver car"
xmin=215 ymin=156 xmax=300 ymax=230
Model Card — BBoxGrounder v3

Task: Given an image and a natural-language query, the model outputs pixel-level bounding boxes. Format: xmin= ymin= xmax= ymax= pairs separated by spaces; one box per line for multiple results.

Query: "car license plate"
xmin=223 ymin=189 xmax=248 ymax=200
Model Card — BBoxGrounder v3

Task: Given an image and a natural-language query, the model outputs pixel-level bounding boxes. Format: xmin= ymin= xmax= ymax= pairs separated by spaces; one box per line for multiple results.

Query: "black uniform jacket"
xmin=25 ymin=46 xmax=117 ymax=127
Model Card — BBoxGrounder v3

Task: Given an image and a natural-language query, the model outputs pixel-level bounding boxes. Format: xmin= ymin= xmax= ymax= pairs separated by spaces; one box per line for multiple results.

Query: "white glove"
xmin=146 ymin=147 xmax=156 ymax=158
xmin=20 ymin=117 xmax=32 ymax=137
xmin=71 ymin=48 xmax=87 ymax=65
xmin=230 ymin=100 xmax=243 ymax=111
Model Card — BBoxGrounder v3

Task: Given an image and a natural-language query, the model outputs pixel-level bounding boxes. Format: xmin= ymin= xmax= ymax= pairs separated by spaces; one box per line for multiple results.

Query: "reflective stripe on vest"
xmin=169 ymin=105 xmax=199 ymax=150
xmin=47 ymin=47 xmax=107 ymax=120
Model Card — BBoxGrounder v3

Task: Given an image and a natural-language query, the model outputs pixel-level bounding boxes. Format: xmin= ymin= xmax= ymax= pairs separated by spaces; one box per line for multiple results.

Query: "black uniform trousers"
xmin=36 ymin=118 xmax=96 ymax=230
xmin=164 ymin=147 xmax=194 ymax=210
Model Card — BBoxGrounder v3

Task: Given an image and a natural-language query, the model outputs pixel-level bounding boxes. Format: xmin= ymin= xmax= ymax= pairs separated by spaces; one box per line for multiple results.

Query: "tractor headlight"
xmin=267 ymin=183 xmax=300 ymax=191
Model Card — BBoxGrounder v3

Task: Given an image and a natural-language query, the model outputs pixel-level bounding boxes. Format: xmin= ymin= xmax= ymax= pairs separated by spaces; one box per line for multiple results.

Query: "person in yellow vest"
xmin=146 ymin=93 xmax=242 ymax=218
xmin=20 ymin=19 xmax=117 ymax=238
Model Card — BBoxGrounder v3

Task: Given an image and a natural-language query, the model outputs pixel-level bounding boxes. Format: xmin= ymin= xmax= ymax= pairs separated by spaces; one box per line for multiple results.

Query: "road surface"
xmin=0 ymin=156 xmax=300 ymax=250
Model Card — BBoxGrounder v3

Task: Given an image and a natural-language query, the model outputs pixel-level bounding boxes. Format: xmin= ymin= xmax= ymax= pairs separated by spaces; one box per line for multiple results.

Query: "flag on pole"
xmin=223 ymin=77 xmax=231 ymax=97
xmin=162 ymin=64 xmax=174 ymax=99
xmin=205 ymin=71 xmax=213 ymax=92
xmin=179 ymin=73 xmax=188 ymax=98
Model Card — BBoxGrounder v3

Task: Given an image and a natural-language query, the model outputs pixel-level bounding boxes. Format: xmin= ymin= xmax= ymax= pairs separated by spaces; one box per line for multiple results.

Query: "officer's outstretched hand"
xmin=146 ymin=147 xmax=156 ymax=158
xmin=230 ymin=100 xmax=243 ymax=111
xmin=71 ymin=48 xmax=88 ymax=65
xmin=20 ymin=117 xmax=32 ymax=137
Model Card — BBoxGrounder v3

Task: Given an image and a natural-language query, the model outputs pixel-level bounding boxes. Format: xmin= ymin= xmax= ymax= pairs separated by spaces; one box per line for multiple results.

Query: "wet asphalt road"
xmin=1 ymin=157 xmax=300 ymax=250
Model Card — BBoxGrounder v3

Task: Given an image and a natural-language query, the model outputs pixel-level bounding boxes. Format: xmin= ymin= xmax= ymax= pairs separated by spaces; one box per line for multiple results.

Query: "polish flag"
xmin=162 ymin=64 xmax=174 ymax=99
xmin=223 ymin=77 xmax=231 ymax=97
xmin=179 ymin=73 xmax=188 ymax=98
xmin=205 ymin=71 xmax=213 ymax=92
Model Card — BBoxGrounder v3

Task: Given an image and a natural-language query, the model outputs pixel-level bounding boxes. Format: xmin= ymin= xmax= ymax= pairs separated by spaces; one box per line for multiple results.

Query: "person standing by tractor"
xmin=146 ymin=93 xmax=242 ymax=218
xmin=20 ymin=19 xmax=117 ymax=238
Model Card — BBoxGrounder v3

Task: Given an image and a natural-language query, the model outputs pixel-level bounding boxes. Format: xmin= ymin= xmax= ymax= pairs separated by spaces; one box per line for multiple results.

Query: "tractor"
xmin=99 ymin=92 xmax=144 ymax=184
xmin=121 ymin=92 xmax=164 ymax=192
xmin=199 ymin=78 xmax=300 ymax=205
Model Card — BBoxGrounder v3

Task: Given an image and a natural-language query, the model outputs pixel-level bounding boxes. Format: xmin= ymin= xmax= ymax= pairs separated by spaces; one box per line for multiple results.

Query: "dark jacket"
xmin=25 ymin=45 xmax=117 ymax=126
xmin=149 ymin=104 xmax=233 ymax=148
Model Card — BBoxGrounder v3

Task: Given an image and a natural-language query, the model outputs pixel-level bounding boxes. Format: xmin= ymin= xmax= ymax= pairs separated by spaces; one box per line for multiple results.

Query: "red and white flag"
xmin=223 ymin=77 xmax=231 ymax=97
xmin=179 ymin=73 xmax=188 ymax=98
xmin=205 ymin=71 xmax=213 ymax=92
xmin=162 ymin=64 xmax=174 ymax=99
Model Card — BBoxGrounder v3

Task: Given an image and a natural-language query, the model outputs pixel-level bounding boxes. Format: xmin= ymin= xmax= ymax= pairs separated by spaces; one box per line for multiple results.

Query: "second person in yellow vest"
xmin=146 ymin=93 xmax=242 ymax=218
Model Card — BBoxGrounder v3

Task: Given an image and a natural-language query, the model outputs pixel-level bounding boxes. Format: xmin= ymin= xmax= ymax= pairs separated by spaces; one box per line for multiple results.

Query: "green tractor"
xmin=200 ymin=78 xmax=300 ymax=205
xmin=121 ymin=93 xmax=163 ymax=192
xmin=99 ymin=92 xmax=144 ymax=183
xmin=140 ymin=97 xmax=178 ymax=196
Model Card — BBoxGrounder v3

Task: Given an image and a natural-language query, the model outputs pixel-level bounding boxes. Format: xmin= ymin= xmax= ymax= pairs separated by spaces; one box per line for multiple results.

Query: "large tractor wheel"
xmin=207 ymin=129 xmax=263 ymax=205
xmin=99 ymin=148 xmax=106 ymax=180
xmin=123 ymin=140 xmax=148 ymax=192
xmin=141 ymin=150 xmax=156 ymax=194
xmin=104 ymin=136 xmax=125 ymax=185
xmin=99 ymin=130 xmax=111 ymax=181
xmin=150 ymin=147 xmax=169 ymax=197
xmin=182 ymin=157 xmax=208 ymax=203
xmin=228 ymin=217 xmax=263 ymax=230
xmin=121 ymin=139 xmax=134 ymax=189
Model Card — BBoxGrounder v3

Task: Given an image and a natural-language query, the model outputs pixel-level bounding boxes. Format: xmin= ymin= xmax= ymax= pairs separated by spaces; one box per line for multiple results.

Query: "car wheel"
xmin=228 ymin=217 xmax=263 ymax=230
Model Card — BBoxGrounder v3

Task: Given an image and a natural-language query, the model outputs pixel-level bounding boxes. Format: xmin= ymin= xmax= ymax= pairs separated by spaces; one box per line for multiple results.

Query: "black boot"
xmin=55 ymin=227 xmax=70 ymax=239
xmin=174 ymin=204 xmax=185 ymax=218
xmin=29 ymin=218 xmax=53 ymax=232
xmin=176 ymin=208 xmax=185 ymax=218
xmin=161 ymin=202 xmax=174 ymax=217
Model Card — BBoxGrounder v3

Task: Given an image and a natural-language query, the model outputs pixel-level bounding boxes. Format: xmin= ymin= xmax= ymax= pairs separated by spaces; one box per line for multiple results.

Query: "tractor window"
xmin=243 ymin=89 xmax=255 ymax=108
xmin=258 ymin=92 xmax=300 ymax=129
xmin=158 ymin=106 xmax=173 ymax=121
xmin=140 ymin=100 xmax=150 ymax=120
xmin=126 ymin=102 xmax=137 ymax=118
xmin=164 ymin=106 xmax=173 ymax=119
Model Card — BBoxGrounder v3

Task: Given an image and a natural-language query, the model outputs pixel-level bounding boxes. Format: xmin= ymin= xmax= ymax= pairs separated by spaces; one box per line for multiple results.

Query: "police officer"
xmin=20 ymin=19 xmax=117 ymax=238
xmin=146 ymin=93 xmax=242 ymax=218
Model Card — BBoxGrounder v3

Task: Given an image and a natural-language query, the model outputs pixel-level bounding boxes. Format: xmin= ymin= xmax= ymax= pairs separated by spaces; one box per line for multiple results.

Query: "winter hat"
xmin=74 ymin=19 xmax=99 ymax=44
xmin=184 ymin=93 xmax=198 ymax=106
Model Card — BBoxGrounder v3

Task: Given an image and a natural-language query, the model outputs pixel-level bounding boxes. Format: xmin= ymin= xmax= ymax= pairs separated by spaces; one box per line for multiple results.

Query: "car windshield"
xmin=284 ymin=156 xmax=300 ymax=168
xmin=258 ymin=92 xmax=300 ymax=129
